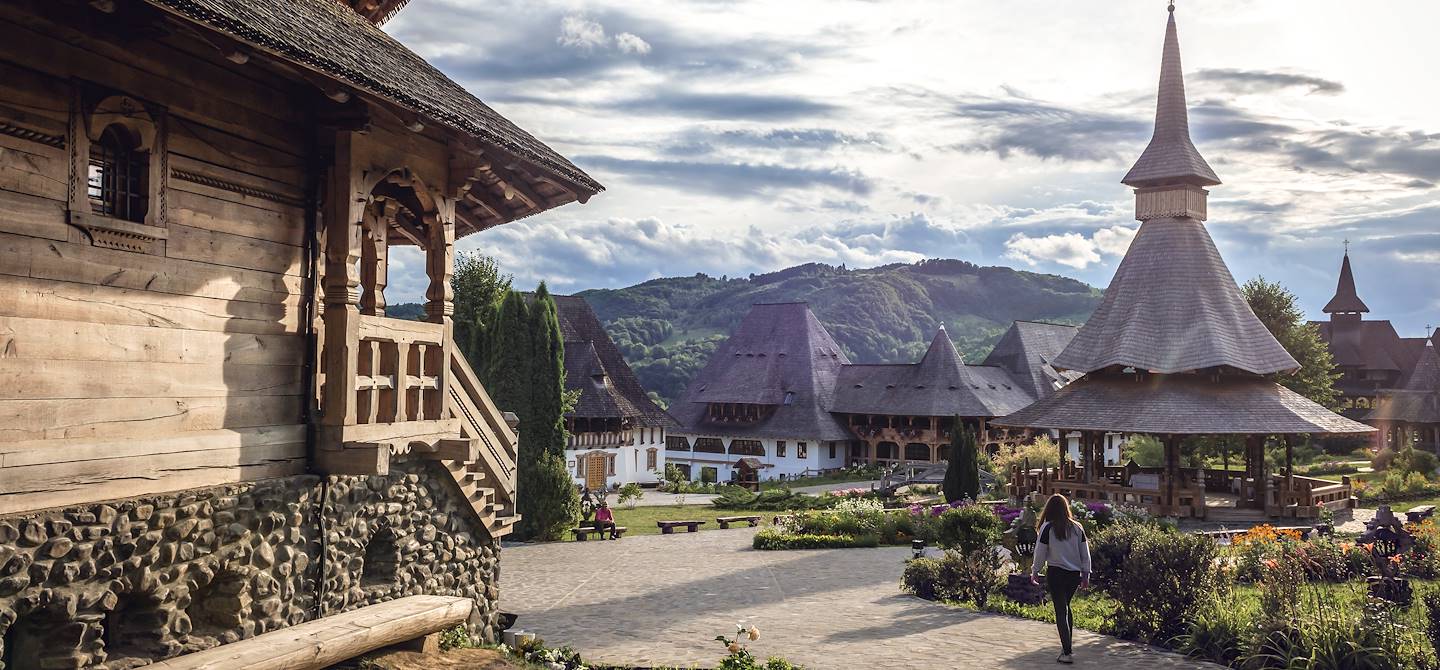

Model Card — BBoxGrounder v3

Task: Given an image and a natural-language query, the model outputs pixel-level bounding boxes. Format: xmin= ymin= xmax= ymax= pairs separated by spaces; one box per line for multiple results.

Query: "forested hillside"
xmin=577 ymin=259 xmax=1101 ymax=407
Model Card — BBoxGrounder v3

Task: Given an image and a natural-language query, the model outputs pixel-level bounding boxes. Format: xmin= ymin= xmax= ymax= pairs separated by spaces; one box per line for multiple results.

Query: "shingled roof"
xmin=982 ymin=321 xmax=1080 ymax=399
xmin=1368 ymin=343 xmax=1440 ymax=424
xmin=672 ymin=303 xmax=851 ymax=442
xmin=1051 ymin=216 xmax=1298 ymax=375
xmin=1121 ymin=5 xmax=1220 ymax=187
xmin=832 ymin=327 xmax=1035 ymax=418
xmin=554 ymin=296 xmax=678 ymax=428
xmin=141 ymin=0 xmax=601 ymax=196
xmin=994 ymin=374 xmax=1373 ymax=435
xmin=1322 ymin=252 xmax=1371 ymax=314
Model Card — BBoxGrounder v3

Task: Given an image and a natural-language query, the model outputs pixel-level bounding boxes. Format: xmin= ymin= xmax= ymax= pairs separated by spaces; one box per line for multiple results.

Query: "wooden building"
xmin=554 ymin=296 xmax=679 ymax=490
xmin=830 ymin=325 xmax=1051 ymax=465
xmin=0 ymin=0 xmax=599 ymax=665
xmin=996 ymin=4 xmax=1371 ymax=520
xmin=1311 ymin=252 xmax=1440 ymax=450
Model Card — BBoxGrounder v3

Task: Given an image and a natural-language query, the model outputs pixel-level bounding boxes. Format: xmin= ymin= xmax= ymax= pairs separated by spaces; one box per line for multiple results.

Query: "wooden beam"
xmin=492 ymin=165 xmax=547 ymax=210
xmin=464 ymin=188 xmax=511 ymax=221
xmin=417 ymin=438 xmax=479 ymax=462
xmin=315 ymin=442 xmax=389 ymax=476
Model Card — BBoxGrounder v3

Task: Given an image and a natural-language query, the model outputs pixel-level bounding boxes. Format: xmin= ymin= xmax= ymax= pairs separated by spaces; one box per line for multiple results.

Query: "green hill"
xmin=575 ymin=259 xmax=1102 ymax=407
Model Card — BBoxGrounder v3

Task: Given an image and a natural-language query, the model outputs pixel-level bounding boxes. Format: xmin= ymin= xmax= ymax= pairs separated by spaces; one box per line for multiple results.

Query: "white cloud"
xmin=558 ymin=15 xmax=607 ymax=51
xmin=1003 ymin=232 xmax=1103 ymax=269
xmin=614 ymin=32 xmax=652 ymax=55
xmin=1395 ymin=250 xmax=1440 ymax=264
xmin=1091 ymin=225 xmax=1138 ymax=256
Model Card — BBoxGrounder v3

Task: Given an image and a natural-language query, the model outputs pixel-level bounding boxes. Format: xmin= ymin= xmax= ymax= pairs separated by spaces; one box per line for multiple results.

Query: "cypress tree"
xmin=486 ymin=290 xmax=531 ymax=419
xmin=527 ymin=283 xmax=567 ymax=457
xmin=959 ymin=424 xmax=981 ymax=500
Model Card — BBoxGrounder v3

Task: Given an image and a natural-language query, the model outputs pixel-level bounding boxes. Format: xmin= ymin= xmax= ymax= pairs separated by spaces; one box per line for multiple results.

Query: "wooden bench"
xmin=571 ymin=525 xmax=627 ymax=541
xmin=716 ymin=515 xmax=762 ymax=529
xmin=657 ymin=520 xmax=706 ymax=534
xmin=150 ymin=595 xmax=471 ymax=670
xmin=1406 ymin=505 xmax=1436 ymax=524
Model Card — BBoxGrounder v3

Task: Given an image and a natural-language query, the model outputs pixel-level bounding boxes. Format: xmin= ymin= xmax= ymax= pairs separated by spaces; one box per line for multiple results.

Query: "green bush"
xmin=1090 ymin=522 xmax=1159 ymax=590
xmin=1175 ymin=598 xmax=1246 ymax=667
xmin=1394 ymin=447 xmax=1439 ymax=476
xmin=901 ymin=557 xmax=944 ymax=601
xmin=752 ymin=528 xmax=879 ymax=550
xmin=936 ymin=505 xmax=1002 ymax=553
xmin=899 ymin=549 xmax=1001 ymax=606
xmin=1110 ymin=527 xmax=1219 ymax=644
xmin=713 ymin=487 xmax=835 ymax=511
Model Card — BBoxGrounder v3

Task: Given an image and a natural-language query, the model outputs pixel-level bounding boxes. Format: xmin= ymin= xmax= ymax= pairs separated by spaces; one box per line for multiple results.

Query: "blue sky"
xmin=384 ymin=1 xmax=1440 ymax=336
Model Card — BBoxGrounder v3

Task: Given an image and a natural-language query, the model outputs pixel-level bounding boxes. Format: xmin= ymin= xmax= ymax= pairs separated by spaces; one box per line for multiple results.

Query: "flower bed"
xmin=752 ymin=528 xmax=879 ymax=550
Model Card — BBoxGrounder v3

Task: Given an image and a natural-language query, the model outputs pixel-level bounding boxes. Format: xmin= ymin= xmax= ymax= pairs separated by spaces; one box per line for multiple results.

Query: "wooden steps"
xmin=150 ymin=595 xmax=471 ymax=670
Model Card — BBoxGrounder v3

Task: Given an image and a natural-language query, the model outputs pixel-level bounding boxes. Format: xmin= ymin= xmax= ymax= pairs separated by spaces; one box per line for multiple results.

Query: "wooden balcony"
xmin=568 ymin=431 xmax=635 ymax=449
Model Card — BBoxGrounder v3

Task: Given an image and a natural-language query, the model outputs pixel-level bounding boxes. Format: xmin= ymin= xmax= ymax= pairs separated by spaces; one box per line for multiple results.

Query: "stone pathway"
xmin=500 ymin=529 xmax=1220 ymax=669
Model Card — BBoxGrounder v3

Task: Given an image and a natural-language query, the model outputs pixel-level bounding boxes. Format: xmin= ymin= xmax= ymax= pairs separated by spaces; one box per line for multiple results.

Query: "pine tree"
xmin=486 ymin=290 xmax=531 ymax=416
xmin=527 ymin=283 xmax=567 ymax=457
xmin=959 ymin=425 xmax=981 ymax=500
xmin=517 ymin=451 xmax=580 ymax=541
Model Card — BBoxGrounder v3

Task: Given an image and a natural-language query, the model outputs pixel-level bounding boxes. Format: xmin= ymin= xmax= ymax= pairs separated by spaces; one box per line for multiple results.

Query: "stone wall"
xmin=0 ymin=459 xmax=500 ymax=670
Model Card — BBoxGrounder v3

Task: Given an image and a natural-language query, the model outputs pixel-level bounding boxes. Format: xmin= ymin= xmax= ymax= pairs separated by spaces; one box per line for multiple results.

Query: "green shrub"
xmin=1394 ymin=447 xmax=1439 ymax=476
xmin=616 ymin=482 xmax=644 ymax=509
xmin=901 ymin=557 xmax=943 ymax=600
xmin=1175 ymin=598 xmax=1246 ymax=667
xmin=1090 ymin=522 xmax=1159 ymax=590
xmin=1110 ymin=528 xmax=1219 ymax=644
xmin=752 ymin=528 xmax=879 ymax=550
xmin=936 ymin=505 xmax=1002 ymax=553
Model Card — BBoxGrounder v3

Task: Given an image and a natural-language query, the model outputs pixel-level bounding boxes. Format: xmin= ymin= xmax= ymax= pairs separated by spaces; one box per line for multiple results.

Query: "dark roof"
xmin=1322 ymin=253 xmax=1370 ymax=314
xmin=672 ymin=303 xmax=851 ymax=442
xmin=1368 ymin=344 xmax=1440 ymax=424
xmin=1121 ymin=6 xmax=1220 ymax=188
xmin=981 ymin=321 xmax=1080 ymax=399
xmin=554 ymin=296 xmax=678 ymax=428
xmin=1401 ymin=343 xmax=1440 ymax=392
xmin=831 ymin=327 xmax=1035 ymax=418
xmin=1313 ymin=319 xmax=1411 ymax=372
xmin=1052 ymin=217 xmax=1298 ymax=375
xmin=337 ymin=0 xmax=410 ymax=25
xmin=993 ymin=373 xmax=1375 ymax=435
xmin=141 ymin=0 xmax=601 ymax=196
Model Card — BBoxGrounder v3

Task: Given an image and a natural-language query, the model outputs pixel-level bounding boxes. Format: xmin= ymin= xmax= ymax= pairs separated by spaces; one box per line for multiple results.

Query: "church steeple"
xmin=1123 ymin=3 xmax=1221 ymax=222
xmin=1323 ymin=250 xmax=1370 ymax=318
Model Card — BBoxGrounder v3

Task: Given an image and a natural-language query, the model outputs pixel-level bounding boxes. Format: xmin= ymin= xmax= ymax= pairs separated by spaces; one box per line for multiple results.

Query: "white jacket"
xmin=1031 ymin=521 xmax=1091 ymax=577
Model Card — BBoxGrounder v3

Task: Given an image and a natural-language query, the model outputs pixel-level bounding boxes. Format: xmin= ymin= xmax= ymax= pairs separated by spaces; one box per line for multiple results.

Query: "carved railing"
xmin=448 ymin=349 xmax=517 ymax=513
xmin=568 ymin=431 xmax=634 ymax=449
xmin=355 ymin=315 xmax=445 ymax=425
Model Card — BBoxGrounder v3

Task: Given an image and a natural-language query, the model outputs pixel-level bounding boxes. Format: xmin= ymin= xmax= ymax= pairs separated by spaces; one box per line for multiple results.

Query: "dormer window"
xmin=88 ymin=125 xmax=149 ymax=223
xmin=783 ymin=391 xmax=795 ymax=406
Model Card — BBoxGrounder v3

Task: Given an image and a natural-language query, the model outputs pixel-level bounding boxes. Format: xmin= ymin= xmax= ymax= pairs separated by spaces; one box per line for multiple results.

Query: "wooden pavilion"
xmin=995 ymin=4 xmax=1372 ymax=520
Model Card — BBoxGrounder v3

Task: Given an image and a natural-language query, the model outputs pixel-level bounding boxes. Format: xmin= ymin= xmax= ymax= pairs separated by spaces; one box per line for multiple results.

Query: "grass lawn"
xmin=565 ymin=504 xmax=770 ymax=541
xmin=760 ymin=471 xmax=879 ymax=491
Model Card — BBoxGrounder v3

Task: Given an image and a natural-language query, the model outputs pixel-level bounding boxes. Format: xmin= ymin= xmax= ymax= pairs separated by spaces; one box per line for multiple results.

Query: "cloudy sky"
xmin=384 ymin=0 xmax=1440 ymax=335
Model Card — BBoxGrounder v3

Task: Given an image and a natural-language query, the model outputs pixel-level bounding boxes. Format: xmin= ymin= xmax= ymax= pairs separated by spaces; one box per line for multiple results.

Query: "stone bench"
xmin=716 ymin=515 xmax=762 ymax=529
xmin=656 ymin=520 xmax=706 ymax=534
xmin=571 ymin=525 xmax=627 ymax=541
xmin=150 ymin=595 xmax=471 ymax=670
xmin=1406 ymin=505 xmax=1436 ymax=524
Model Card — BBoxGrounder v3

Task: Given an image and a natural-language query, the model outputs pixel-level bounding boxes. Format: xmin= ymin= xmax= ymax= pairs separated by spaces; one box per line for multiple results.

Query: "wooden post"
xmin=321 ymin=131 xmax=365 ymax=437
xmin=424 ymin=198 xmax=455 ymax=421
xmin=1163 ymin=434 xmax=1177 ymax=513
xmin=359 ymin=207 xmax=388 ymax=316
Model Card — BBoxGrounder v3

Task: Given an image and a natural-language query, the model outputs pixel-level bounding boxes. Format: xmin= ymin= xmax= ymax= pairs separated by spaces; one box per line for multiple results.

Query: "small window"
xmin=647 ymin=448 xmax=658 ymax=470
xmin=783 ymin=391 xmax=795 ymax=406
xmin=88 ymin=125 xmax=149 ymax=223
xmin=777 ymin=441 xmax=787 ymax=458
xmin=666 ymin=436 xmax=691 ymax=451
xmin=828 ymin=443 xmax=836 ymax=459
xmin=797 ymin=442 xmax=808 ymax=459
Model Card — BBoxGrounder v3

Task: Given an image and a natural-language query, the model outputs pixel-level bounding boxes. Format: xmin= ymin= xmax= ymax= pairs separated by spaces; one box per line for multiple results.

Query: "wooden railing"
xmin=354 ymin=315 xmax=445 ymax=425
xmin=568 ymin=431 xmax=634 ymax=449
xmin=448 ymin=348 xmax=517 ymax=512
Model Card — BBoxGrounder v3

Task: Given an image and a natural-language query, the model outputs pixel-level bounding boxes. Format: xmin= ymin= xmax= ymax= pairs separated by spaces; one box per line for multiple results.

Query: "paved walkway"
xmin=500 ymin=529 xmax=1219 ymax=669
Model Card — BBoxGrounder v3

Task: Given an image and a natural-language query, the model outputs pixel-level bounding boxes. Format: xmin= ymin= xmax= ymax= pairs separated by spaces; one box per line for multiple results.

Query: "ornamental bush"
xmin=752 ymin=528 xmax=879 ymax=550
xmin=1109 ymin=527 xmax=1219 ymax=643
xmin=936 ymin=505 xmax=1002 ymax=553
xmin=899 ymin=549 xmax=1001 ymax=606
xmin=1090 ymin=522 xmax=1159 ymax=590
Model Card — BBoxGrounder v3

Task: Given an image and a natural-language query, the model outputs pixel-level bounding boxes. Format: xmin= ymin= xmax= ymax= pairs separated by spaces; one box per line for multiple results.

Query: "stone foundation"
xmin=0 ymin=459 xmax=500 ymax=669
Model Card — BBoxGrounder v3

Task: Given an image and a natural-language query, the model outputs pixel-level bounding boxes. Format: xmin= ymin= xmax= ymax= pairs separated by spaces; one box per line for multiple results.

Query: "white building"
xmin=556 ymin=296 xmax=679 ymax=491
xmin=669 ymin=303 xmax=854 ymax=483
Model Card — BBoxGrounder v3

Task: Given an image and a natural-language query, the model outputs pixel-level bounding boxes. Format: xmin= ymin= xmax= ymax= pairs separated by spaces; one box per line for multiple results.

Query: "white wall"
xmin=567 ymin=426 xmax=667 ymax=490
xmin=1064 ymin=431 xmax=1126 ymax=466
xmin=669 ymin=433 xmax=849 ymax=482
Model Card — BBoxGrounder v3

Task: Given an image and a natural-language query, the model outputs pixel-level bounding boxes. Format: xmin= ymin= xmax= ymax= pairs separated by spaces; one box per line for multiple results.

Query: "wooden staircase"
xmin=445 ymin=349 xmax=520 ymax=538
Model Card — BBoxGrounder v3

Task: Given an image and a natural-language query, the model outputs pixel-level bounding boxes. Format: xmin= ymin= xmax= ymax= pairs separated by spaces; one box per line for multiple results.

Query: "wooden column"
xmin=359 ymin=207 xmax=388 ymax=316
xmin=424 ymin=199 xmax=456 ymax=421
xmin=321 ymin=131 xmax=365 ymax=434
xmin=1163 ymin=434 xmax=1178 ymax=512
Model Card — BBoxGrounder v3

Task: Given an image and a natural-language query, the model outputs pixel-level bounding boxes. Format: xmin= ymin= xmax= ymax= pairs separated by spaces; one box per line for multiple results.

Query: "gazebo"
xmin=995 ymin=4 xmax=1373 ymax=520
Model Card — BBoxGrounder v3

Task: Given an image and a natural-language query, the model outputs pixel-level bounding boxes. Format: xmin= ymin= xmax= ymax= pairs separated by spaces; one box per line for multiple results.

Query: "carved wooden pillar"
xmin=321 ymin=132 xmax=365 ymax=436
xmin=359 ymin=206 xmax=388 ymax=316
xmin=424 ymin=196 xmax=456 ymax=420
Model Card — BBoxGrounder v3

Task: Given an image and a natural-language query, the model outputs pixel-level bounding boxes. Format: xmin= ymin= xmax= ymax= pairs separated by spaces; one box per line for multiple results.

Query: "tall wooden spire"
xmin=1322 ymin=251 xmax=1370 ymax=316
xmin=1122 ymin=3 xmax=1220 ymax=191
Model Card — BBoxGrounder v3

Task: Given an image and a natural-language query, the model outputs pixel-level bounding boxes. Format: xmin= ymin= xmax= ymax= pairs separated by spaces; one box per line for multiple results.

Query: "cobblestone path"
xmin=500 ymin=528 xmax=1221 ymax=669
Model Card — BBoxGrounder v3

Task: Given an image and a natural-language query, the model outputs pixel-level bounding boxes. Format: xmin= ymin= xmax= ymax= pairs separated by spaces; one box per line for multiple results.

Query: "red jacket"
xmin=596 ymin=507 xmax=614 ymax=522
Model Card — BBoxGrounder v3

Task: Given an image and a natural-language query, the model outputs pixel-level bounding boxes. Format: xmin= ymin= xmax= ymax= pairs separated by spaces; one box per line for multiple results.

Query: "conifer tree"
xmin=486 ymin=290 xmax=531 ymax=418
xmin=527 ymin=283 xmax=568 ymax=457
xmin=451 ymin=253 xmax=511 ymax=379
xmin=944 ymin=419 xmax=981 ymax=502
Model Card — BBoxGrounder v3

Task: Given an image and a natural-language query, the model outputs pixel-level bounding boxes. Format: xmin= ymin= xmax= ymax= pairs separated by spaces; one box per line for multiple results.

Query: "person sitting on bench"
xmin=593 ymin=501 xmax=618 ymax=540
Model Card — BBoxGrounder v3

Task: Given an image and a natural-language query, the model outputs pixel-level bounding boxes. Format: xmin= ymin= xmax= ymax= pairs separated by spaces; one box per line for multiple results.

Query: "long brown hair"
xmin=1037 ymin=493 xmax=1076 ymax=541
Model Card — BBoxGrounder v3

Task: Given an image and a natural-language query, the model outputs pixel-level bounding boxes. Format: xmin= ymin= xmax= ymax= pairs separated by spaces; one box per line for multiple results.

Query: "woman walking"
xmin=1028 ymin=494 xmax=1090 ymax=664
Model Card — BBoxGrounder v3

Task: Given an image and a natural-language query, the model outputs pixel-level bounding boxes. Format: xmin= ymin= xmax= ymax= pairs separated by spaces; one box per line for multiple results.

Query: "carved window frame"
xmin=67 ymin=85 xmax=168 ymax=255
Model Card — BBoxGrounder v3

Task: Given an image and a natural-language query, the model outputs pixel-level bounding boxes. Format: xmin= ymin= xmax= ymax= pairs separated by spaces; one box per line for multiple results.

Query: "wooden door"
xmin=585 ymin=454 xmax=607 ymax=490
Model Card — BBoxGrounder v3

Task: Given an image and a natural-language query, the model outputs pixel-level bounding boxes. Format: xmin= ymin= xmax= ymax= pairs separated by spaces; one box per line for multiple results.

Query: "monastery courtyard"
xmin=500 ymin=528 xmax=1220 ymax=669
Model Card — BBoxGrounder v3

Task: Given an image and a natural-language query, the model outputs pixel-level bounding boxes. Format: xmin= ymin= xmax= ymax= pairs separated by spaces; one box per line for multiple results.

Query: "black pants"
xmin=1046 ymin=568 xmax=1082 ymax=655
xmin=593 ymin=520 xmax=616 ymax=539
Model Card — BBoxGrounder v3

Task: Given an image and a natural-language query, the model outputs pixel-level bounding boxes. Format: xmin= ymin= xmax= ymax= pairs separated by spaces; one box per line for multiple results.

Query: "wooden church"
xmin=0 ymin=0 xmax=600 ymax=666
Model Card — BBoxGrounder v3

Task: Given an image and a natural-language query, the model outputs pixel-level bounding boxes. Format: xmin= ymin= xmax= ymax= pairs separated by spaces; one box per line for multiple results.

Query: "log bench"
xmin=571 ymin=526 xmax=627 ymax=541
xmin=657 ymin=520 xmax=706 ymax=534
xmin=1406 ymin=505 xmax=1436 ymax=524
xmin=150 ymin=595 xmax=472 ymax=670
xmin=716 ymin=515 xmax=762 ymax=529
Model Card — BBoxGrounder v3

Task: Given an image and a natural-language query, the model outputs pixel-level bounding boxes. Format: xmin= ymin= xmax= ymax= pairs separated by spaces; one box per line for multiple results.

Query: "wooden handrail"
xmin=446 ymin=350 xmax=517 ymax=508
xmin=357 ymin=314 xmax=443 ymax=344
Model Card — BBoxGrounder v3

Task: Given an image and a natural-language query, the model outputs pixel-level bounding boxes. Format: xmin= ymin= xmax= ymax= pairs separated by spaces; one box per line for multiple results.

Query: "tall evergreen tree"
xmin=486 ymin=290 xmax=531 ymax=417
xmin=527 ymin=283 xmax=568 ymax=457
xmin=1242 ymin=276 xmax=1342 ymax=408
xmin=943 ymin=419 xmax=980 ymax=502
